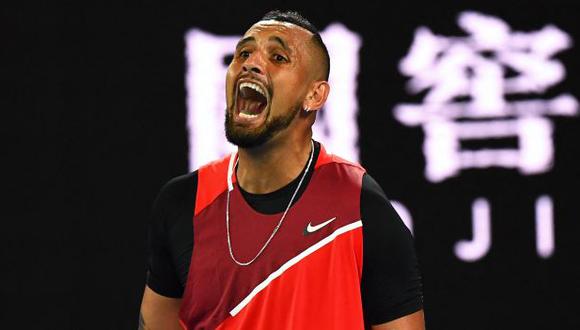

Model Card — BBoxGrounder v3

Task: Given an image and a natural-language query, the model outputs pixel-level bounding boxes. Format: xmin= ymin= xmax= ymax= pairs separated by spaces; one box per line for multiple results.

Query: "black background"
xmin=4 ymin=1 xmax=580 ymax=329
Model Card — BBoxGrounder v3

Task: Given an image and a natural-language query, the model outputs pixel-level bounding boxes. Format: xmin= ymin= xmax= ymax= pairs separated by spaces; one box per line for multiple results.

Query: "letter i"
xmin=535 ymin=195 xmax=554 ymax=258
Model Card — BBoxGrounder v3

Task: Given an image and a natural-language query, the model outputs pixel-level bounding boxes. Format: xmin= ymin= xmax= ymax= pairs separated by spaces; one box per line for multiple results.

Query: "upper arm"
xmin=360 ymin=173 xmax=424 ymax=327
xmin=140 ymin=285 xmax=183 ymax=330
xmin=371 ymin=310 xmax=425 ymax=330
xmin=146 ymin=173 xmax=198 ymax=297
xmin=142 ymin=173 xmax=198 ymax=328
xmin=146 ymin=177 xmax=189 ymax=298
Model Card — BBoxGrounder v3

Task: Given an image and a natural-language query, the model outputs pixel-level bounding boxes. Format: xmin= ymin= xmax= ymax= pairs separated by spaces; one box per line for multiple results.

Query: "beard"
xmin=225 ymin=103 xmax=301 ymax=148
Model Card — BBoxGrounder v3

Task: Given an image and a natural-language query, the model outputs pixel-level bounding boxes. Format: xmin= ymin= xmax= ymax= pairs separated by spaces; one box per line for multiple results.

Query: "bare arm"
xmin=139 ymin=285 xmax=183 ymax=330
xmin=371 ymin=309 xmax=425 ymax=330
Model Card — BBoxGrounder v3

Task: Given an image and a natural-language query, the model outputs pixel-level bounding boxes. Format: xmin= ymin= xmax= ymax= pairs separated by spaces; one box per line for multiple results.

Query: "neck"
xmin=236 ymin=133 xmax=313 ymax=194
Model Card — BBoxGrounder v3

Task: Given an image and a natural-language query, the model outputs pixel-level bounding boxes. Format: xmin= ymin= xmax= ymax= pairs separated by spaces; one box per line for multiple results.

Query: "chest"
xmin=179 ymin=166 xmax=364 ymax=329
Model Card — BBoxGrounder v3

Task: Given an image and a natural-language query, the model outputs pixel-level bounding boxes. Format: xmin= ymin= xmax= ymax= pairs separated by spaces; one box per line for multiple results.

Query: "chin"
xmin=225 ymin=108 xmax=298 ymax=149
xmin=225 ymin=116 xmax=271 ymax=148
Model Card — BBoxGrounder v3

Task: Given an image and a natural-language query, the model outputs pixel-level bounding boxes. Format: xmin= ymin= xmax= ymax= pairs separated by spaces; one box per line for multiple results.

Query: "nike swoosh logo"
xmin=304 ymin=217 xmax=337 ymax=235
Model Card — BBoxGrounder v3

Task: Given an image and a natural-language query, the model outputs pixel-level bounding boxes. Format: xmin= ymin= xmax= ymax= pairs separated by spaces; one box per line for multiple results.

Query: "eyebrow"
xmin=269 ymin=36 xmax=291 ymax=53
xmin=235 ymin=35 xmax=292 ymax=53
xmin=235 ymin=36 xmax=255 ymax=51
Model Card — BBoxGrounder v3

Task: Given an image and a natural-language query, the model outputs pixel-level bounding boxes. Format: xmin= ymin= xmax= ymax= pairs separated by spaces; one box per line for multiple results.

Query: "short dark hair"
xmin=261 ymin=10 xmax=330 ymax=80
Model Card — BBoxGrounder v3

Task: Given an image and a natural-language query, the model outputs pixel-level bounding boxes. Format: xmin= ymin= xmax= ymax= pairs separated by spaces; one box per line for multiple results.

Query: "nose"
xmin=242 ymin=52 xmax=265 ymax=75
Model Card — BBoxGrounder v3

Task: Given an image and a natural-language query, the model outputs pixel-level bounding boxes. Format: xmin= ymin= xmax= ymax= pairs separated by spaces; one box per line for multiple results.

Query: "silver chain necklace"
xmin=226 ymin=140 xmax=315 ymax=266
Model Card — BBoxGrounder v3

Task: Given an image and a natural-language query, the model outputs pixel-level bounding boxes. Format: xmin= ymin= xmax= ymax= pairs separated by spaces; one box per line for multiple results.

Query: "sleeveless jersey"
xmin=178 ymin=145 xmax=366 ymax=329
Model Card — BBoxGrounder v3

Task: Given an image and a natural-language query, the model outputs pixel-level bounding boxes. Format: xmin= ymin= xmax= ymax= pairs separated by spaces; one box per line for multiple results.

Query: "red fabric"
xmin=314 ymin=144 xmax=363 ymax=171
xmin=194 ymin=155 xmax=235 ymax=216
xmin=216 ymin=227 xmax=364 ymax=330
xmin=180 ymin=145 xmax=366 ymax=329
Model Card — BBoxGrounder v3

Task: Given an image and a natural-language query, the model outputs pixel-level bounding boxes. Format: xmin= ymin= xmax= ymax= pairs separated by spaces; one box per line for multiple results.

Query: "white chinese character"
xmin=394 ymin=11 xmax=578 ymax=182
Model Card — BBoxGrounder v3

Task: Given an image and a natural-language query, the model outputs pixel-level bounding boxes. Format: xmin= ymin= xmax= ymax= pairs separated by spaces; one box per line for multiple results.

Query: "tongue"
xmin=238 ymin=87 xmax=266 ymax=115
xmin=238 ymin=98 xmax=266 ymax=115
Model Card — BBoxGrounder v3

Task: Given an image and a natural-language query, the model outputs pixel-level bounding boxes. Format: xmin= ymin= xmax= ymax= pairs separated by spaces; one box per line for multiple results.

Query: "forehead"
xmin=243 ymin=20 xmax=313 ymax=44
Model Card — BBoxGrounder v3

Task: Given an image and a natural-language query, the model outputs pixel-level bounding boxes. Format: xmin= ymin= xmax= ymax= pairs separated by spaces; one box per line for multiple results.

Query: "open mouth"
xmin=235 ymin=80 xmax=269 ymax=124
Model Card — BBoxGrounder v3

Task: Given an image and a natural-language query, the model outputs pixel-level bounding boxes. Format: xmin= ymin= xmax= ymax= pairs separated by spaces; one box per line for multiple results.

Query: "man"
xmin=140 ymin=10 xmax=424 ymax=330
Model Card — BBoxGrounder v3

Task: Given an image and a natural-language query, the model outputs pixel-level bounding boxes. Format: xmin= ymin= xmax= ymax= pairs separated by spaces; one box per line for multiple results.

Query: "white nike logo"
xmin=304 ymin=217 xmax=337 ymax=235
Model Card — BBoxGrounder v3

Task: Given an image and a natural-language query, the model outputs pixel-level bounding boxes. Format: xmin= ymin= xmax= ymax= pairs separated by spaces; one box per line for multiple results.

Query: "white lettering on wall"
xmin=454 ymin=198 xmax=491 ymax=262
xmin=394 ymin=11 xmax=578 ymax=182
xmin=535 ymin=195 xmax=555 ymax=258
xmin=452 ymin=195 xmax=555 ymax=261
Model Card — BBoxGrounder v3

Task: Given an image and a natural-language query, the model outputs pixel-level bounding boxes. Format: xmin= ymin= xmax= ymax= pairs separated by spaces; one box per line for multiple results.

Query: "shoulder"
xmin=194 ymin=153 xmax=234 ymax=215
xmin=316 ymin=146 xmax=365 ymax=173
xmin=157 ymin=172 xmax=198 ymax=204
xmin=359 ymin=173 xmax=408 ymax=232
xmin=315 ymin=147 xmax=367 ymax=189
xmin=361 ymin=173 xmax=389 ymax=203
xmin=152 ymin=171 xmax=199 ymax=226
xmin=197 ymin=153 xmax=233 ymax=179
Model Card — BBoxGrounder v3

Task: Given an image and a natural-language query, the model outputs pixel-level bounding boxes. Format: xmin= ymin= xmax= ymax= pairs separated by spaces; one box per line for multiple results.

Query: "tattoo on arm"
xmin=138 ymin=312 xmax=146 ymax=330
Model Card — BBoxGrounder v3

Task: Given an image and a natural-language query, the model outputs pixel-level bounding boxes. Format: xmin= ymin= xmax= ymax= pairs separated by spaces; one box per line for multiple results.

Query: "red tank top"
xmin=179 ymin=144 xmax=366 ymax=329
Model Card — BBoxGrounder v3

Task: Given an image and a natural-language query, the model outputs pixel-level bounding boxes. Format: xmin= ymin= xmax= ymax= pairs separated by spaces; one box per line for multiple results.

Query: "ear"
xmin=303 ymin=80 xmax=330 ymax=112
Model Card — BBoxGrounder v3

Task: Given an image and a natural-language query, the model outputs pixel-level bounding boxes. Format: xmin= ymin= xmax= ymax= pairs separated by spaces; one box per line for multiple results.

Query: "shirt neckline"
xmin=236 ymin=141 xmax=321 ymax=214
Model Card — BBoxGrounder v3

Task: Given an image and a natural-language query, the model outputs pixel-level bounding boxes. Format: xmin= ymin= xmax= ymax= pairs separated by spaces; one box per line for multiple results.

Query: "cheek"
xmin=225 ymin=65 xmax=235 ymax=86
xmin=225 ymin=66 xmax=237 ymax=99
xmin=270 ymin=85 xmax=304 ymax=114
xmin=275 ymin=74 xmax=307 ymax=102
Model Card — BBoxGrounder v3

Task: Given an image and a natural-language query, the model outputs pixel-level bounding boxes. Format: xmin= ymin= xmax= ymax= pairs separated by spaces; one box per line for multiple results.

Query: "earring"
xmin=304 ymin=107 xmax=311 ymax=112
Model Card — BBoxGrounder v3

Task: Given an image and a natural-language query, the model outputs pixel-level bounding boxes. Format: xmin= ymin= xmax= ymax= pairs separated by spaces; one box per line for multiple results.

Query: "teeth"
xmin=239 ymin=82 xmax=266 ymax=97
xmin=239 ymin=112 xmax=260 ymax=119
